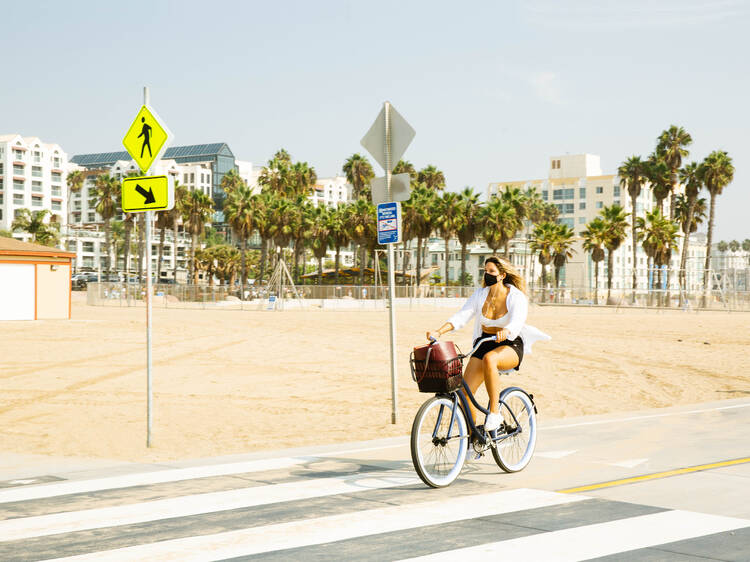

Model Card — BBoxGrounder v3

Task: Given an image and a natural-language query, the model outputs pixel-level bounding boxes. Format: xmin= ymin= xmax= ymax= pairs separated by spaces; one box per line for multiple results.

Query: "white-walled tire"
xmin=491 ymin=389 xmax=537 ymax=473
xmin=410 ymin=396 xmax=469 ymax=488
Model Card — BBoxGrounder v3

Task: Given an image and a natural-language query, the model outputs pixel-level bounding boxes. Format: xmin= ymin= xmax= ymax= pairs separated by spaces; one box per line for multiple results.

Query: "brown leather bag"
xmin=410 ymin=341 xmax=464 ymax=393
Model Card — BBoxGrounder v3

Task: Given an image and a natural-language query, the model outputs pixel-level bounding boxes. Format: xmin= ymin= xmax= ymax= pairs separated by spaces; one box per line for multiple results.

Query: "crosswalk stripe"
xmin=45 ymin=488 xmax=588 ymax=561
xmin=0 ymin=456 xmax=314 ymax=505
xmin=397 ymin=509 xmax=750 ymax=561
xmin=0 ymin=470 xmax=418 ymax=542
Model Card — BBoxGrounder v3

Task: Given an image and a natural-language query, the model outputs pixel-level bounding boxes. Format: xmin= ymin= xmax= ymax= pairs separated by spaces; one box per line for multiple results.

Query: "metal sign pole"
xmin=384 ymin=102 xmax=398 ymax=425
xmin=144 ymin=85 xmax=154 ymax=448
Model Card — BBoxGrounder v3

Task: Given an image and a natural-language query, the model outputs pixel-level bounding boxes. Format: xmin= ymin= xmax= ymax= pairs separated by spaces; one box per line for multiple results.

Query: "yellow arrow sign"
xmin=121 ymin=175 xmax=174 ymax=212
xmin=122 ymin=105 xmax=172 ymax=173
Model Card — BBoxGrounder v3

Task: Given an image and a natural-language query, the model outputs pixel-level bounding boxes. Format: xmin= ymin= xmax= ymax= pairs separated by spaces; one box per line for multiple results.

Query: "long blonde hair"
xmin=483 ymin=256 xmax=528 ymax=294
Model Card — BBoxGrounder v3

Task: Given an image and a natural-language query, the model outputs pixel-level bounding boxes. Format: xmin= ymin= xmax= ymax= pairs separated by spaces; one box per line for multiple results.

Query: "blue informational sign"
xmin=377 ymin=202 xmax=402 ymax=245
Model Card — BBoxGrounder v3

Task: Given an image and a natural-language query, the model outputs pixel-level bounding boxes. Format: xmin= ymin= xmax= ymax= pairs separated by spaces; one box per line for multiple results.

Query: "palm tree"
xmin=66 ymin=169 xmax=84 ymax=231
xmin=637 ymin=209 xmax=680 ymax=306
xmin=646 ymin=156 xmax=672 ymax=215
xmin=435 ymin=191 xmax=460 ymax=285
xmin=288 ymin=161 xmax=317 ymax=198
xmin=402 ymin=184 xmax=436 ymax=289
xmin=656 ymin=125 xmax=692 ymax=220
xmin=581 ymin=218 xmax=608 ymax=304
xmin=308 ymin=204 xmax=331 ymax=285
xmin=417 ymin=165 xmax=446 ymax=191
xmin=224 ymin=184 xmax=255 ymax=292
xmin=171 ymin=183 xmax=187 ymax=283
xmin=552 ymin=223 xmax=576 ymax=290
xmin=343 ymin=154 xmax=375 ymax=200
xmin=455 ymin=187 xmax=480 ymax=286
xmin=220 ymin=168 xmax=243 ymax=195
xmin=290 ymin=195 xmax=313 ymax=282
xmin=393 ymin=160 xmax=417 ymax=182
xmin=481 ymin=198 xmax=520 ymax=257
xmin=327 ymin=204 xmax=350 ymax=283
xmin=676 ymin=163 xmax=703 ymax=302
xmin=250 ymin=191 xmax=274 ymax=284
xmin=347 ymin=198 xmax=376 ymax=285
xmin=11 ymin=208 xmax=60 ymax=246
xmin=94 ymin=174 xmax=120 ymax=274
xmin=258 ymin=156 xmax=289 ymax=195
xmin=699 ymin=150 xmax=735 ymax=302
xmin=618 ymin=155 xmax=648 ymax=302
xmin=530 ymin=222 xmax=557 ymax=288
xmin=181 ymin=189 xmax=214 ymax=283
xmin=499 ymin=186 xmax=527 ymax=258
xmin=600 ymin=203 xmax=629 ymax=303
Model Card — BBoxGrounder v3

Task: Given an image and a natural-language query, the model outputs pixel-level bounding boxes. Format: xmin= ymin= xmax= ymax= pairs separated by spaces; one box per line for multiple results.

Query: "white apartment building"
xmin=311 ymin=176 xmax=352 ymax=208
xmin=488 ymin=154 xmax=699 ymax=292
xmin=236 ymin=160 xmax=262 ymax=194
xmin=0 ymin=134 xmax=68 ymax=239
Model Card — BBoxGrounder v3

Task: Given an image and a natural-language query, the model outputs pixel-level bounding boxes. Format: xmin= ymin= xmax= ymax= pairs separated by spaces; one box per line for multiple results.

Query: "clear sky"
xmin=2 ymin=0 xmax=748 ymax=240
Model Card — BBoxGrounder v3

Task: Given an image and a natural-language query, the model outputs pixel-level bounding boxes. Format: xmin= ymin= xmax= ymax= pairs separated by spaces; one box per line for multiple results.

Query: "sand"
xmin=1 ymin=294 xmax=749 ymax=463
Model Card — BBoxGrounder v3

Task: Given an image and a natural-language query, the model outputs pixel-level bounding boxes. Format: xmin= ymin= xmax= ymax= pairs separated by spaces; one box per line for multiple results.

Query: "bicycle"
xmin=409 ymin=336 xmax=538 ymax=488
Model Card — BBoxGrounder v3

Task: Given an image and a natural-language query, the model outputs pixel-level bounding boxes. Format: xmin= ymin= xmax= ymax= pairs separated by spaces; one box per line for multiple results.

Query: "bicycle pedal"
xmin=473 ymin=451 xmax=484 ymax=460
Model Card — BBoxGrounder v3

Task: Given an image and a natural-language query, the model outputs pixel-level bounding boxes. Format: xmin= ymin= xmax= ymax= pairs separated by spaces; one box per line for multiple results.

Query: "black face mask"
xmin=484 ymin=272 xmax=498 ymax=287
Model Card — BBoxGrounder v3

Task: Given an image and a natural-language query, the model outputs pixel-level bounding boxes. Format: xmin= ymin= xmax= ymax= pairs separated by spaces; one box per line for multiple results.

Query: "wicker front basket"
xmin=410 ymin=354 xmax=464 ymax=393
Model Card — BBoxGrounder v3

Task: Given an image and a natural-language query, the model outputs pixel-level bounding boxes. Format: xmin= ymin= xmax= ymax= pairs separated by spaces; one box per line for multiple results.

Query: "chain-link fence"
xmin=85 ymin=282 xmax=749 ymax=311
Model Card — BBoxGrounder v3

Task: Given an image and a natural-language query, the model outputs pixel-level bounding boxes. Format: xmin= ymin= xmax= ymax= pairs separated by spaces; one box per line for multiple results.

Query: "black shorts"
xmin=472 ymin=332 xmax=524 ymax=370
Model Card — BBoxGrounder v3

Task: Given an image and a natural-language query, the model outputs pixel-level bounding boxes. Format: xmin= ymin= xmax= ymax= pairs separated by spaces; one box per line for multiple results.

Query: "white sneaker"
xmin=485 ymin=412 xmax=503 ymax=432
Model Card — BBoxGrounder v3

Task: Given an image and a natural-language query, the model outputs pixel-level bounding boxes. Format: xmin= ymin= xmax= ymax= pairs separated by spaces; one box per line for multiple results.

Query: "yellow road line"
xmin=558 ymin=457 xmax=750 ymax=494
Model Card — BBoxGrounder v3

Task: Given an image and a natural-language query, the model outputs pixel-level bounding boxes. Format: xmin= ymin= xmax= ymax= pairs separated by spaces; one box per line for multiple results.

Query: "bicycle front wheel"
xmin=410 ymin=396 xmax=468 ymax=488
xmin=492 ymin=388 xmax=537 ymax=473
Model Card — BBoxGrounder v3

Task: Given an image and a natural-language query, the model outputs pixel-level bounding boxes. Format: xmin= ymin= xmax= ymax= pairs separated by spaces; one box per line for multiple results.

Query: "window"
xmin=553 ymin=188 xmax=574 ymax=200
xmin=596 ymin=186 xmax=604 ymax=194
xmin=88 ymin=212 xmax=96 ymax=222
xmin=555 ymin=203 xmax=574 ymax=214
xmin=0 ymin=178 xmax=3 ymax=189
xmin=579 ymin=202 xmax=586 ymax=210
xmin=613 ymin=186 xmax=620 ymax=197
xmin=0 ymin=163 xmax=3 ymax=173
xmin=51 ymin=200 xmax=62 ymax=211
xmin=13 ymin=149 xmax=24 ymax=160
xmin=579 ymin=187 xmax=586 ymax=198
xmin=558 ymin=217 xmax=574 ymax=227
xmin=51 ymin=171 xmax=61 ymax=182
xmin=83 ymin=242 xmax=94 ymax=252
xmin=183 ymin=174 xmax=188 ymax=183
xmin=13 ymin=180 xmax=24 ymax=191
xmin=32 ymin=196 xmax=43 ymax=207
xmin=13 ymin=193 xmax=24 ymax=204
xmin=67 ymin=241 xmax=76 ymax=252
xmin=32 ymin=166 xmax=43 ymax=177
xmin=541 ymin=190 xmax=548 ymax=201
xmin=578 ymin=217 xmax=586 ymax=224
xmin=14 ymin=165 xmax=24 ymax=175
xmin=51 ymin=186 xmax=61 ymax=196
xmin=190 ymin=173 xmax=195 ymax=182
xmin=0 ymin=193 xmax=3 ymax=203
xmin=53 ymin=157 xmax=61 ymax=168
xmin=33 ymin=151 xmax=41 ymax=163
xmin=32 ymin=181 xmax=42 ymax=192
xmin=596 ymin=201 xmax=603 ymax=209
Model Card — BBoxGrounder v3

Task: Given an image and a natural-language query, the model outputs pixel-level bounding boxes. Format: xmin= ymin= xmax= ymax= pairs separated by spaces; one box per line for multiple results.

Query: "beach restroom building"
xmin=0 ymin=237 xmax=74 ymax=320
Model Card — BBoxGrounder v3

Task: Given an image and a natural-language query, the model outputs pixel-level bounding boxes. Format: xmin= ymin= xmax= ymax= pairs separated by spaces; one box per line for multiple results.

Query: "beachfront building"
xmin=488 ymin=154 xmax=707 ymax=294
xmin=311 ymin=176 xmax=352 ymax=208
xmin=236 ymin=160 xmax=262 ymax=194
xmin=0 ymin=134 xmax=69 ymax=240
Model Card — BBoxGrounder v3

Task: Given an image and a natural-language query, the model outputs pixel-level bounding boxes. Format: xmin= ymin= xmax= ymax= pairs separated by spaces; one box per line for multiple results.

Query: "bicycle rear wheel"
xmin=491 ymin=388 xmax=537 ymax=473
xmin=410 ymin=396 xmax=468 ymax=488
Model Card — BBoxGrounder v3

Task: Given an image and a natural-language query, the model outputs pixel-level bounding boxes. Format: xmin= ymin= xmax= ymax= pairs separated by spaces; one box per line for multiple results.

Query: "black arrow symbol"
xmin=135 ymin=184 xmax=156 ymax=204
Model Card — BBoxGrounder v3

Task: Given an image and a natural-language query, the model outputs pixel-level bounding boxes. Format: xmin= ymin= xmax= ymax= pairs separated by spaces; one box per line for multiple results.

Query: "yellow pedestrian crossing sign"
xmin=122 ymin=105 xmax=173 ymax=173
xmin=121 ymin=175 xmax=174 ymax=212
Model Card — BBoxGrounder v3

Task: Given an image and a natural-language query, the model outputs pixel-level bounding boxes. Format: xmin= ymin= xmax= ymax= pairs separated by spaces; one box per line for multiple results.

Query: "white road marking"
xmin=47 ymin=489 xmax=588 ymax=561
xmin=399 ymin=509 xmax=750 ymax=561
xmin=603 ymin=458 xmax=649 ymax=468
xmin=7 ymin=479 xmax=38 ymax=485
xmin=535 ymin=450 xmax=577 ymax=459
xmin=0 ymin=471 xmax=419 ymax=541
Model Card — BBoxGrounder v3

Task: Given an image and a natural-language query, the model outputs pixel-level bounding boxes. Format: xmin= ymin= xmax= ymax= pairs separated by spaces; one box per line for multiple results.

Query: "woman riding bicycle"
xmin=426 ymin=256 xmax=549 ymax=433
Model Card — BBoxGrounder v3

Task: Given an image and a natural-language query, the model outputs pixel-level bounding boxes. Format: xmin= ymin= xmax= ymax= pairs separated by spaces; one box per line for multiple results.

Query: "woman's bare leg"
xmin=482 ymin=347 xmax=520 ymax=414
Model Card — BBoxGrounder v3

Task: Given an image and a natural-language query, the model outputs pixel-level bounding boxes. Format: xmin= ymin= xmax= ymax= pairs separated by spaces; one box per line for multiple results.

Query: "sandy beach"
xmin=1 ymin=294 xmax=748 ymax=463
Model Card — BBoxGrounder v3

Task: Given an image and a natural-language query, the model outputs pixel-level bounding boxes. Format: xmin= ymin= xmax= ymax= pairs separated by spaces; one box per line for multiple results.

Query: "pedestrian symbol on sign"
xmin=138 ymin=117 xmax=153 ymax=158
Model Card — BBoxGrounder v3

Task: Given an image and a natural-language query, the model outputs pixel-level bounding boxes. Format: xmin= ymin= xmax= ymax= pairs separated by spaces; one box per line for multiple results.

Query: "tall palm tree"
xmin=94 ymin=174 xmax=120 ymax=274
xmin=11 ymin=208 xmax=60 ymax=246
xmin=258 ymin=156 xmax=289 ymax=195
xmin=581 ymin=218 xmax=608 ymax=304
xmin=347 ymin=198 xmax=376 ymax=285
xmin=646 ymin=156 xmax=672 ymax=215
xmin=699 ymin=150 xmax=735 ymax=301
xmin=66 ymin=169 xmax=84 ymax=230
xmin=600 ymin=203 xmax=629 ymax=303
xmin=676 ymin=163 xmax=703 ymax=303
xmin=530 ymin=222 xmax=557 ymax=288
xmin=481 ymin=198 xmax=520 ymax=257
xmin=181 ymin=189 xmax=214 ymax=283
xmin=393 ymin=160 xmax=417 ymax=182
xmin=417 ymin=165 xmax=446 ymax=191
xmin=308 ymin=204 xmax=331 ymax=285
xmin=499 ymin=186 xmax=527 ymax=258
xmin=250 ymin=191 xmax=274 ymax=284
xmin=171 ymin=183 xmax=187 ymax=283
xmin=402 ymin=184 xmax=436 ymax=288
xmin=220 ymin=168 xmax=244 ymax=195
xmin=435 ymin=191 xmax=460 ymax=285
xmin=290 ymin=195 xmax=313 ymax=282
xmin=637 ymin=209 xmax=680 ymax=306
xmin=618 ymin=155 xmax=648 ymax=302
xmin=224 ymin=184 xmax=255 ymax=291
xmin=327 ymin=204 xmax=350 ymax=283
xmin=552 ymin=223 xmax=576 ymax=289
xmin=343 ymin=154 xmax=375 ymax=200
xmin=656 ymin=125 xmax=692 ymax=220
xmin=288 ymin=161 xmax=317 ymax=199
xmin=455 ymin=187 xmax=480 ymax=286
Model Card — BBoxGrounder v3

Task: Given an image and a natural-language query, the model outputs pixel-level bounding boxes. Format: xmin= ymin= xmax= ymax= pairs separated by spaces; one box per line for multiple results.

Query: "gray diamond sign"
xmin=360 ymin=103 xmax=415 ymax=173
